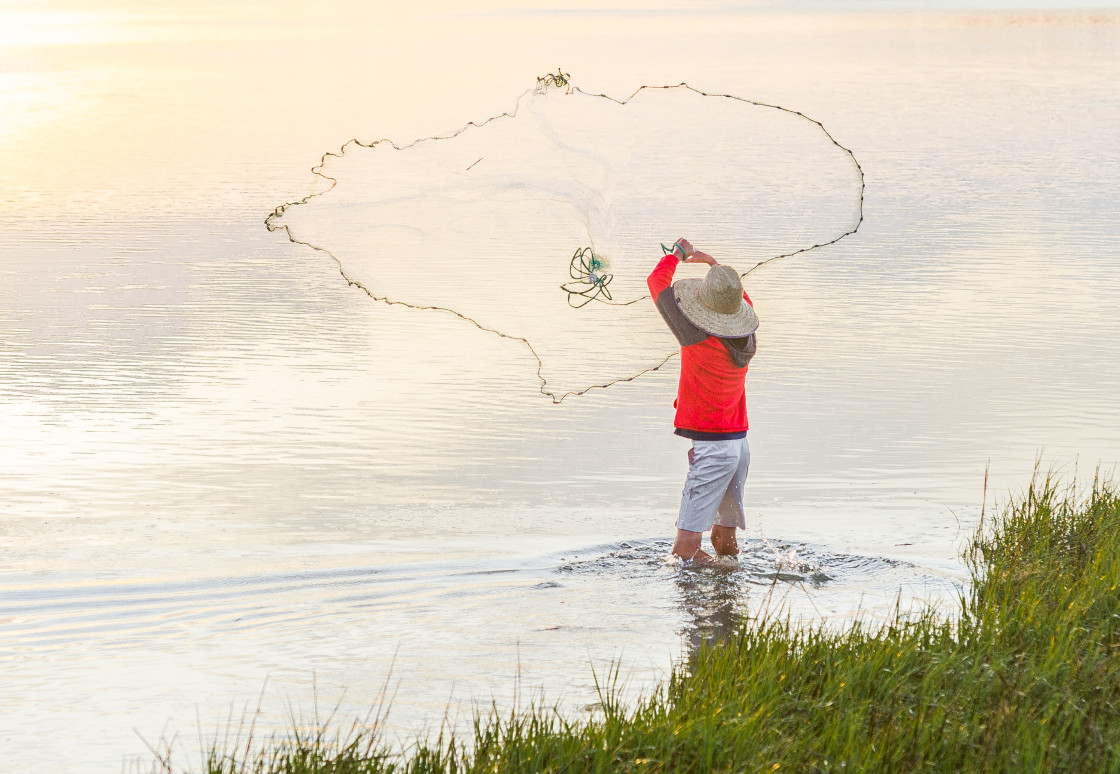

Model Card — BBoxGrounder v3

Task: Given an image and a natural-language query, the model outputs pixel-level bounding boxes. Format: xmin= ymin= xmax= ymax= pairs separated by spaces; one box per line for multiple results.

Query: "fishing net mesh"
xmin=268 ymin=75 xmax=863 ymax=401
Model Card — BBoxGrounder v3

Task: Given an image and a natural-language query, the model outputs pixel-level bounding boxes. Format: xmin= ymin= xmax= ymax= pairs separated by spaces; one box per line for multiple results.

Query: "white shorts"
xmin=676 ymin=436 xmax=750 ymax=533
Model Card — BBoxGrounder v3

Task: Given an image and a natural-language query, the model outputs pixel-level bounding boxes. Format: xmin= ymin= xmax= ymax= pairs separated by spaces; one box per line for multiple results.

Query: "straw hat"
xmin=673 ymin=265 xmax=759 ymax=338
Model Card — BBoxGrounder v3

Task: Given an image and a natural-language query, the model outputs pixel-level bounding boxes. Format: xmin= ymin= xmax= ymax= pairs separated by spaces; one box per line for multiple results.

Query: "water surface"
xmin=1 ymin=3 xmax=1118 ymax=771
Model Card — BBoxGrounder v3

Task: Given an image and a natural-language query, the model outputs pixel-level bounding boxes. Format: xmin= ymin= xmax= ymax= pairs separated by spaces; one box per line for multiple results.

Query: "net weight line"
xmin=266 ymin=74 xmax=864 ymax=403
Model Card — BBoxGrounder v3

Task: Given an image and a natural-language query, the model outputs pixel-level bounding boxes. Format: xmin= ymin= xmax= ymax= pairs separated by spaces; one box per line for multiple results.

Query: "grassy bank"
xmin=197 ymin=475 xmax=1120 ymax=773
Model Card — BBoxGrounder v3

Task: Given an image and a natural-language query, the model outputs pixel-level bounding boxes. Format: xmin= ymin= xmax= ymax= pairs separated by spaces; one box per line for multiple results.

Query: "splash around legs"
xmin=671 ymin=528 xmax=738 ymax=568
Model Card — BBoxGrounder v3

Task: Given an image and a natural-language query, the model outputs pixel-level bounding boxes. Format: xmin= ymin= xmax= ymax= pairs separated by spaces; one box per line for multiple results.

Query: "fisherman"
xmin=647 ymin=238 xmax=758 ymax=566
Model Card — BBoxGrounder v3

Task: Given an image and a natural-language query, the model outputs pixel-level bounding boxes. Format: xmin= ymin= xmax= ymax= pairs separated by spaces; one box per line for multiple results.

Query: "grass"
xmin=180 ymin=472 xmax=1120 ymax=773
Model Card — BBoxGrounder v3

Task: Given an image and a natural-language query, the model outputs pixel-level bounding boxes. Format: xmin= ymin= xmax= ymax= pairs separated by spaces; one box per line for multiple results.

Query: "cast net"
xmin=267 ymin=73 xmax=863 ymax=401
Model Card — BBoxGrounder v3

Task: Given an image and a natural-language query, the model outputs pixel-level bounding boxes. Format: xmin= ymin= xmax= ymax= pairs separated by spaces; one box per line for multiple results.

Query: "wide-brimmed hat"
xmin=673 ymin=265 xmax=759 ymax=338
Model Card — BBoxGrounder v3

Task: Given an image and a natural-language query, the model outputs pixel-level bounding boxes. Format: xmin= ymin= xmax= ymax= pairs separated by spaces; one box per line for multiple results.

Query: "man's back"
xmin=647 ymin=253 xmax=756 ymax=438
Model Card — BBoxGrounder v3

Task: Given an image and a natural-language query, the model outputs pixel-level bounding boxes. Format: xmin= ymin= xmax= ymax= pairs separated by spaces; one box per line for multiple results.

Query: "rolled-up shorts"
xmin=677 ymin=436 xmax=750 ymax=532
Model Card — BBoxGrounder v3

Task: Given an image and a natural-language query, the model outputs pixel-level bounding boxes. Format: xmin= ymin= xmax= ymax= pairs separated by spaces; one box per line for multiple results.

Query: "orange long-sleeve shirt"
xmin=647 ymin=254 xmax=756 ymax=439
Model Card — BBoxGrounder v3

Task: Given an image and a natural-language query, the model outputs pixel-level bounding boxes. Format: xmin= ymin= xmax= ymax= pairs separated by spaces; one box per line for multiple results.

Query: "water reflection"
xmin=676 ymin=565 xmax=747 ymax=658
xmin=674 ymin=536 xmax=963 ymax=663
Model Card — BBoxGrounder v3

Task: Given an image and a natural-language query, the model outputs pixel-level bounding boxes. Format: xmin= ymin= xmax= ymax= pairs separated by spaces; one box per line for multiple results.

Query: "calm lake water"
xmin=2 ymin=2 xmax=1119 ymax=771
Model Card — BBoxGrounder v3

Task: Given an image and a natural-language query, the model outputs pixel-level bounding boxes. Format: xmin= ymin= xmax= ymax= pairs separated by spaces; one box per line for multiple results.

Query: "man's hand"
xmin=674 ymin=238 xmax=695 ymax=258
xmin=685 ymin=250 xmax=718 ymax=266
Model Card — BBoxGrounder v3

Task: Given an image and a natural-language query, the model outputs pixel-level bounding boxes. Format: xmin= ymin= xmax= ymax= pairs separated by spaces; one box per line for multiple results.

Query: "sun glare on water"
xmin=0 ymin=10 xmax=129 ymax=47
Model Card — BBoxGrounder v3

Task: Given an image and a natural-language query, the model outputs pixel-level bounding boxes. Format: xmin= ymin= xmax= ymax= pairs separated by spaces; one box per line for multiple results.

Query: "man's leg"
xmin=675 ymin=440 xmax=738 ymax=565
xmin=710 ymin=524 xmax=739 ymax=556
xmin=711 ymin=437 xmax=750 ymax=556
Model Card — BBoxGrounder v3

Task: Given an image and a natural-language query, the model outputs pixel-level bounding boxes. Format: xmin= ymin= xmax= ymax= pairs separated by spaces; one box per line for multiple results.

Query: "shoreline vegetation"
xmin=177 ymin=473 xmax=1120 ymax=773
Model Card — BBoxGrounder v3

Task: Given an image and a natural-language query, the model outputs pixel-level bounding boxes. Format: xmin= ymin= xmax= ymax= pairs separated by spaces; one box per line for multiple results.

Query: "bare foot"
xmin=671 ymin=547 xmax=730 ymax=569
xmin=711 ymin=525 xmax=740 ymax=556
xmin=673 ymin=529 xmax=733 ymax=568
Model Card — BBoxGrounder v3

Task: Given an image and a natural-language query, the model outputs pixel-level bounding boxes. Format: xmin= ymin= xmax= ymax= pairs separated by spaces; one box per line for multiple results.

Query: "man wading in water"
xmin=647 ymin=238 xmax=758 ymax=566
